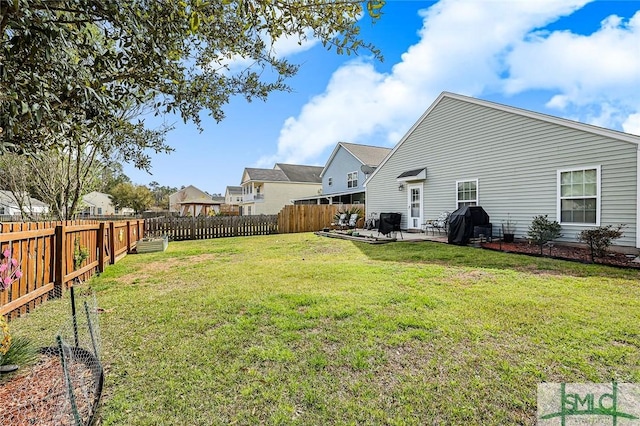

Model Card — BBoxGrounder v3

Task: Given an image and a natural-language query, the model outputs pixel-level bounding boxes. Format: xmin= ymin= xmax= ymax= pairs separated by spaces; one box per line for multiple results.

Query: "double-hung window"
xmin=347 ymin=172 xmax=358 ymax=188
xmin=558 ymin=166 xmax=600 ymax=224
xmin=456 ymin=179 xmax=478 ymax=208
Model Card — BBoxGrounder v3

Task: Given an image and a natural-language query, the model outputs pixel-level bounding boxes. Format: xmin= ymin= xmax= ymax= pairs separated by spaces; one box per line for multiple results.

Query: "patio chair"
xmin=333 ymin=213 xmax=348 ymax=230
xmin=364 ymin=212 xmax=378 ymax=230
xmin=347 ymin=213 xmax=359 ymax=229
xmin=423 ymin=211 xmax=450 ymax=235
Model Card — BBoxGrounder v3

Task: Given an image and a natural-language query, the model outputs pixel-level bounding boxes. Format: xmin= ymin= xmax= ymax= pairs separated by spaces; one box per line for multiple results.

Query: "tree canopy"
xmin=1 ymin=0 xmax=384 ymax=168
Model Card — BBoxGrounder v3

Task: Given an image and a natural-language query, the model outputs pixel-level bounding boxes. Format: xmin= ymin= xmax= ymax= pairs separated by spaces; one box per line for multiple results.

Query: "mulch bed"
xmin=481 ymin=240 xmax=640 ymax=269
xmin=0 ymin=351 xmax=99 ymax=426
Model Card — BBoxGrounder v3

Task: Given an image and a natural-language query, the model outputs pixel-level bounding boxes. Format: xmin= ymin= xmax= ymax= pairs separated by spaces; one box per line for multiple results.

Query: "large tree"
xmin=109 ymin=182 xmax=154 ymax=214
xmin=1 ymin=0 xmax=384 ymax=166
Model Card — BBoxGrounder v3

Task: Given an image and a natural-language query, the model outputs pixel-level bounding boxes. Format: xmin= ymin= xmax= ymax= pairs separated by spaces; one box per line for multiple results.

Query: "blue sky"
xmin=123 ymin=0 xmax=640 ymax=195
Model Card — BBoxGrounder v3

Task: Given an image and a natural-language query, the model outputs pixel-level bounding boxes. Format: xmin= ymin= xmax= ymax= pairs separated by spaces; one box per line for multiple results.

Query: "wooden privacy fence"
xmin=277 ymin=204 xmax=365 ymax=233
xmin=145 ymin=215 xmax=278 ymax=241
xmin=0 ymin=219 xmax=144 ymax=320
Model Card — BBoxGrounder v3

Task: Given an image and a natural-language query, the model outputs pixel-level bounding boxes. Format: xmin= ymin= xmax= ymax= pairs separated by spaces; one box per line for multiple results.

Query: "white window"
xmin=456 ymin=179 xmax=478 ymax=208
xmin=328 ymin=177 xmax=333 ymax=186
xmin=97 ymin=207 xmax=103 ymax=215
xmin=347 ymin=172 xmax=358 ymax=188
xmin=558 ymin=166 xmax=600 ymax=225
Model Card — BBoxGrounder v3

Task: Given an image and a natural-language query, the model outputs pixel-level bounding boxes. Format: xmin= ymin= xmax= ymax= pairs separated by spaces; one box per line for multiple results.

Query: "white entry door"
xmin=407 ymin=183 xmax=423 ymax=230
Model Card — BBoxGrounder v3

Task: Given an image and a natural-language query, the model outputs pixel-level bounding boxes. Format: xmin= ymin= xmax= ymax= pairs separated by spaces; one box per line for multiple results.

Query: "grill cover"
xmin=447 ymin=206 xmax=490 ymax=245
xmin=378 ymin=213 xmax=401 ymax=236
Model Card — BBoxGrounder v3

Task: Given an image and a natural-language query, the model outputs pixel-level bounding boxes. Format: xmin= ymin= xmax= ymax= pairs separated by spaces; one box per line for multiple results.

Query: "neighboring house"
xmin=366 ymin=91 xmax=640 ymax=250
xmin=169 ymin=185 xmax=221 ymax=216
xmin=225 ymin=186 xmax=243 ymax=206
xmin=293 ymin=142 xmax=392 ymax=205
xmin=240 ymin=163 xmax=323 ymax=215
xmin=222 ymin=186 xmax=243 ymax=215
xmin=81 ymin=191 xmax=116 ymax=216
xmin=0 ymin=191 xmax=49 ymax=216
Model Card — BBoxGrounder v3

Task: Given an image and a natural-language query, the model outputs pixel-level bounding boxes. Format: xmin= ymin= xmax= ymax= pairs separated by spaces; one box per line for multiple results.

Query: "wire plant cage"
xmin=0 ymin=288 xmax=104 ymax=425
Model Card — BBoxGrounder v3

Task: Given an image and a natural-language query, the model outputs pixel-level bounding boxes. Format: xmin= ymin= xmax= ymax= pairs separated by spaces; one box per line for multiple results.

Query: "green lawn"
xmin=13 ymin=233 xmax=640 ymax=425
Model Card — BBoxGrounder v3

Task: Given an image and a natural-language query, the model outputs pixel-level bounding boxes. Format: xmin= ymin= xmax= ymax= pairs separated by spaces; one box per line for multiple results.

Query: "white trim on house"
xmin=637 ymin=146 xmax=640 ymax=248
xmin=365 ymin=92 xmax=640 ymax=187
xmin=556 ymin=165 xmax=601 ymax=227
xmin=455 ymin=178 xmax=479 ymax=209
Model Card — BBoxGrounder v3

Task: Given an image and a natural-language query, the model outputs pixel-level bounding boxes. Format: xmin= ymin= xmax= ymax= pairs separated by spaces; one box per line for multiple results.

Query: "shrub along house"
xmin=365 ymin=91 xmax=640 ymax=250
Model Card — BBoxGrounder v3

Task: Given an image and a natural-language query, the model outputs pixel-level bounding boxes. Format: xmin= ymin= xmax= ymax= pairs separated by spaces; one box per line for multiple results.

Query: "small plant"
xmin=501 ymin=214 xmax=517 ymax=242
xmin=73 ymin=236 xmax=89 ymax=270
xmin=527 ymin=215 xmax=562 ymax=255
xmin=578 ymin=224 xmax=624 ymax=263
xmin=0 ymin=330 xmax=38 ymax=378
xmin=0 ymin=248 xmax=22 ymax=290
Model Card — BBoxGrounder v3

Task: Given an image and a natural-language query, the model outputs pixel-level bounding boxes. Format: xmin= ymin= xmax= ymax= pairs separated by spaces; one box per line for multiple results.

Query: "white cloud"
xmin=217 ymin=29 xmax=318 ymax=76
xmin=263 ymin=0 xmax=640 ymax=165
xmin=623 ymin=113 xmax=640 ymax=136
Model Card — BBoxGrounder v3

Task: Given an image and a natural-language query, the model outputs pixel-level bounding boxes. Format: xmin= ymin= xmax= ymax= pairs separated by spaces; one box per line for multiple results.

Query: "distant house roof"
xmin=244 ymin=168 xmax=289 ymax=182
xmin=275 ymin=163 xmax=323 ymax=183
xmin=340 ymin=143 xmax=392 ymax=167
xmin=0 ymin=190 xmax=48 ymax=208
xmin=226 ymin=186 xmax=242 ymax=194
xmin=243 ymin=164 xmax=323 ymax=184
xmin=320 ymin=142 xmax=392 ymax=177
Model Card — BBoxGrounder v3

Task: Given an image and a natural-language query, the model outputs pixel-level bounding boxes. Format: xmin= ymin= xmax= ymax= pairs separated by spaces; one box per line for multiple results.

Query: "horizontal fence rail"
xmin=0 ymin=220 xmax=144 ymax=320
xmin=145 ymin=215 xmax=278 ymax=241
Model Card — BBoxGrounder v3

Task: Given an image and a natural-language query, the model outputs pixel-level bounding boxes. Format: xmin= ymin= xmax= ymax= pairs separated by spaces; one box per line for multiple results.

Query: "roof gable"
xmin=367 ymin=91 xmax=640 ymax=184
xmin=320 ymin=142 xmax=391 ymax=177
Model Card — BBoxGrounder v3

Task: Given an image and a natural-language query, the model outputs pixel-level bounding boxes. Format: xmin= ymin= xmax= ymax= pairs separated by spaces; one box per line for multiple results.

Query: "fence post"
xmin=126 ymin=221 xmax=131 ymax=253
xmin=190 ymin=217 xmax=196 ymax=240
xmin=54 ymin=224 xmax=66 ymax=297
xmin=97 ymin=222 xmax=105 ymax=273
xmin=109 ymin=222 xmax=116 ymax=265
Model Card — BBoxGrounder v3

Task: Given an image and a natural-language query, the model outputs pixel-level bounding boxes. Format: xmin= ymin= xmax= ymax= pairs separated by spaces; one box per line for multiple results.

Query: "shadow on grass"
xmin=352 ymin=240 xmax=640 ymax=279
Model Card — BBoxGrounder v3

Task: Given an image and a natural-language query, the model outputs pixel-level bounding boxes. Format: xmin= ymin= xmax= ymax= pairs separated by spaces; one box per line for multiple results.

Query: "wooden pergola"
xmin=178 ymin=199 xmax=220 ymax=217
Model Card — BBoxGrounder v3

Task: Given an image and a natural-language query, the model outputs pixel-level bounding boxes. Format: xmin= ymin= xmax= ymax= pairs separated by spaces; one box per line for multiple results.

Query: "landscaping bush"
xmin=527 ymin=215 xmax=562 ymax=255
xmin=578 ymin=224 xmax=624 ymax=263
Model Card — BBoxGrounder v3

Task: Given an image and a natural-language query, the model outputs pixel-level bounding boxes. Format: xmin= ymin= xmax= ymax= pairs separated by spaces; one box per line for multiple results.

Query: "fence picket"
xmin=0 ymin=219 xmax=144 ymax=319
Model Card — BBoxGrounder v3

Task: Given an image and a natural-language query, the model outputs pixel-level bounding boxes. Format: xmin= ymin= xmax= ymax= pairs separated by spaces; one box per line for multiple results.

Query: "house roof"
xmin=320 ymin=142 xmax=392 ymax=177
xmin=243 ymin=164 xmax=323 ymax=184
xmin=226 ymin=186 xmax=242 ymax=194
xmin=243 ymin=168 xmax=289 ymax=182
xmin=341 ymin=143 xmax=392 ymax=167
xmin=367 ymin=91 xmax=640 ymax=184
xmin=171 ymin=185 xmax=210 ymax=198
xmin=275 ymin=163 xmax=323 ymax=183
xmin=0 ymin=190 xmax=48 ymax=208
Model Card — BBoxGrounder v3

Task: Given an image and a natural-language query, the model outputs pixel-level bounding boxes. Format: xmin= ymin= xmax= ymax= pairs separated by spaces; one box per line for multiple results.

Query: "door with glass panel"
xmin=407 ymin=184 xmax=423 ymax=230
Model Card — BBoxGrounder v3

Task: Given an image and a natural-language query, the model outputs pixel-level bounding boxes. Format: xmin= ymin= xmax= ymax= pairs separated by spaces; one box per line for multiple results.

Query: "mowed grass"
xmin=12 ymin=233 xmax=640 ymax=425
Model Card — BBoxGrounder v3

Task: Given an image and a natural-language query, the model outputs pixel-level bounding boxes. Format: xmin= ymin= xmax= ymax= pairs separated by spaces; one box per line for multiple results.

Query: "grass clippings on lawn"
xmin=9 ymin=233 xmax=640 ymax=425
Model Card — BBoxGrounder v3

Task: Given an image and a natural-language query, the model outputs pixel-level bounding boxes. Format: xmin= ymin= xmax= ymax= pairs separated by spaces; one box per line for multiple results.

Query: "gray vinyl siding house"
xmin=365 ymin=92 xmax=640 ymax=250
